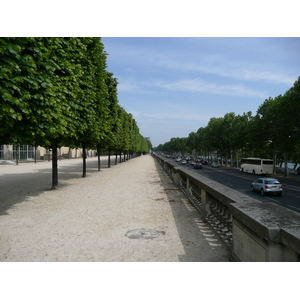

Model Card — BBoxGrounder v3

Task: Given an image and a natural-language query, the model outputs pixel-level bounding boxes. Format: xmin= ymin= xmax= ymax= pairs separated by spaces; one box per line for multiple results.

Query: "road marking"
xmin=262 ymin=197 xmax=281 ymax=204
xmin=284 ymin=186 xmax=300 ymax=192
xmin=287 ymin=205 xmax=300 ymax=212
xmin=212 ymin=167 xmax=300 ymax=190
xmin=270 ymin=198 xmax=280 ymax=203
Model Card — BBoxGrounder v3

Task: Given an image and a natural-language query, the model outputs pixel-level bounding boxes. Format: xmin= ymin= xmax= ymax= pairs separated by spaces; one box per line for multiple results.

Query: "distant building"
xmin=0 ymin=144 xmax=95 ymax=161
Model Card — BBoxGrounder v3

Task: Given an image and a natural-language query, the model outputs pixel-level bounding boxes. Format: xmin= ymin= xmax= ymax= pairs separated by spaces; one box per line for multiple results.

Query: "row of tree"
xmin=153 ymin=77 xmax=300 ymax=176
xmin=0 ymin=37 xmax=151 ymax=188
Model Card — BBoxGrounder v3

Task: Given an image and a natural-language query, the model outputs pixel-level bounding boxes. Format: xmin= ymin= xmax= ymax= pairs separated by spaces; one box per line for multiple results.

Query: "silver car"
xmin=251 ymin=178 xmax=283 ymax=196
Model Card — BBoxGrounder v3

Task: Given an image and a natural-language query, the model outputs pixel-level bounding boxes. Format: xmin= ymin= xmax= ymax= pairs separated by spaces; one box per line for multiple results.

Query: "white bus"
xmin=240 ymin=158 xmax=273 ymax=175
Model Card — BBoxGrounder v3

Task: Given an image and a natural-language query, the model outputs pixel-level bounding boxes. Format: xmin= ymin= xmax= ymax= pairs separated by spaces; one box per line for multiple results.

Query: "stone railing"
xmin=153 ymin=154 xmax=300 ymax=262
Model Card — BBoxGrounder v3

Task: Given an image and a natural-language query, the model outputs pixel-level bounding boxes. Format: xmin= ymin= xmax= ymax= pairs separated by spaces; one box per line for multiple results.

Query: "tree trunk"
xmin=16 ymin=144 xmax=19 ymax=165
xmin=115 ymin=152 xmax=118 ymax=165
xmin=108 ymin=150 xmax=111 ymax=168
xmin=82 ymin=144 xmax=87 ymax=178
xmin=97 ymin=146 xmax=101 ymax=172
xmin=273 ymin=146 xmax=277 ymax=174
xmin=51 ymin=143 xmax=58 ymax=190
xmin=284 ymin=150 xmax=289 ymax=177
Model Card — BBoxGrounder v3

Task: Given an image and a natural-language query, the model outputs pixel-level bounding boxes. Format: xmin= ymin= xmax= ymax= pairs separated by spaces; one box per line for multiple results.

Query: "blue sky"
xmin=102 ymin=37 xmax=300 ymax=147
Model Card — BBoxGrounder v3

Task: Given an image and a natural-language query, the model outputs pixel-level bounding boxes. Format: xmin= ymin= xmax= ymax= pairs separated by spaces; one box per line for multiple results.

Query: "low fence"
xmin=153 ymin=153 xmax=300 ymax=262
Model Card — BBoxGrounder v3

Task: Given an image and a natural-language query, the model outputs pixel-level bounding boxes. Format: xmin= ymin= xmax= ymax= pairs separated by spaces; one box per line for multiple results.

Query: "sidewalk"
xmin=0 ymin=155 xmax=229 ymax=262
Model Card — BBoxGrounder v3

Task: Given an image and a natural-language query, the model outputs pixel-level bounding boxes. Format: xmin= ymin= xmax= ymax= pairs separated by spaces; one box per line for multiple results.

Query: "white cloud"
xmin=118 ymin=75 xmax=268 ymax=98
xmin=160 ymin=59 xmax=296 ymax=86
xmin=117 ymin=82 xmax=138 ymax=92
xmin=152 ymin=78 xmax=268 ymax=98
xmin=129 ymin=108 xmax=210 ymax=123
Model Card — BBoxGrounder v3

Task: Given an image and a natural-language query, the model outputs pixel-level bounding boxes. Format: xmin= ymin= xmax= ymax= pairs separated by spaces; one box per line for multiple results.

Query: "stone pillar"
xmin=173 ymin=170 xmax=181 ymax=186
xmin=186 ymin=177 xmax=190 ymax=196
xmin=201 ymin=189 xmax=211 ymax=217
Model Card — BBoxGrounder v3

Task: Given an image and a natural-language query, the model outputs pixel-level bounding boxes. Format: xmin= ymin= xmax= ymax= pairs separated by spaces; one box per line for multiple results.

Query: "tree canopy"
xmin=0 ymin=37 xmax=150 ymax=187
xmin=153 ymin=76 xmax=300 ymax=173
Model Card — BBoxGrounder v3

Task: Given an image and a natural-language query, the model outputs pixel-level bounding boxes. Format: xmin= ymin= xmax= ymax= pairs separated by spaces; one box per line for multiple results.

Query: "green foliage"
xmin=1 ymin=37 xmax=149 ymax=155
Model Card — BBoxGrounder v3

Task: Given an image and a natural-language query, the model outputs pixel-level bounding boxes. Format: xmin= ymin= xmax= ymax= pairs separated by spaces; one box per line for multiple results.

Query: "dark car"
xmin=194 ymin=162 xmax=203 ymax=169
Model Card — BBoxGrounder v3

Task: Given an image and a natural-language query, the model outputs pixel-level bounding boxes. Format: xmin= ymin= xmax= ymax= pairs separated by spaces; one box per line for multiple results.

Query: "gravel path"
xmin=0 ymin=155 xmax=229 ymax=262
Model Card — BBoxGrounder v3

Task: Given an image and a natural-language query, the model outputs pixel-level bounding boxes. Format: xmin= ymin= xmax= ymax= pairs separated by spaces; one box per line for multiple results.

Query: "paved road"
xmin=170 ymin=158 xmax=300 ymax=214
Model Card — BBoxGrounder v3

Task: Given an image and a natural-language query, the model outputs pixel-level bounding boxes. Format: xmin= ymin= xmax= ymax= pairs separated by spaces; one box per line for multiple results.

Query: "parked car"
xmin=251 ymin=178 xmax=283 ymax=196
xmin=175 ymin=157 xmax=181 ymax=162
xmin=181 ymin=160 xmax=187 ymax=164
xmin=211 ymin=162 xmax=219 ymax=168
xmin=194 ymin=162 xmax=203 ymax=169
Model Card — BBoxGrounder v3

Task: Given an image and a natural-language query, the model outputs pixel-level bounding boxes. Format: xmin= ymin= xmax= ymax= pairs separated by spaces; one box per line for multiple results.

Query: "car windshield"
xmin=265 ymin=180 xmax=280 ymax=184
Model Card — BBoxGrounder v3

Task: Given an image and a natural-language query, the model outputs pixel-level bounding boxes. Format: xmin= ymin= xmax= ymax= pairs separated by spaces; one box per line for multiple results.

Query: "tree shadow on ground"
xmin=151 ymin=158 xmax=230 ymax=262
xmin=0 ymin=157 xmax=119 ymax=216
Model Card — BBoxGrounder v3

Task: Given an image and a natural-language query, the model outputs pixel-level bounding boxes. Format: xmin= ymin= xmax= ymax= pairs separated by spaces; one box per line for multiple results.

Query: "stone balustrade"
xmin=153 ymin=153 xmax=300 ymax=262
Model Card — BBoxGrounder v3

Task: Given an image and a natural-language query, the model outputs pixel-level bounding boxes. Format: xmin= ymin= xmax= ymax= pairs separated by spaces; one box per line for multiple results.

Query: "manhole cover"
xmin=125 ymin=228 xmax=162 ymax=240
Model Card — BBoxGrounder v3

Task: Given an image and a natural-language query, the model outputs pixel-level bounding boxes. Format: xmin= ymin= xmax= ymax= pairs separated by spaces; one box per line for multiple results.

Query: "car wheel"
xmin=261 ymin=189 xmax=265 ymax=196
xmin=252 ymin=170 xmax=255 ymax=174
xmin=241 ymin=168 xmax=244 ymax=172
xmin=251 ymin=185 xmax=255 ymax=192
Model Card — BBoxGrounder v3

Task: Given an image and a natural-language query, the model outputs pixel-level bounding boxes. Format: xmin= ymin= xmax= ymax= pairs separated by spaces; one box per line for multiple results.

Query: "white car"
xmin=175 ymin=157 xmax=181 ymax=162
xmin=181 ymin=160 xmax=187 ymax=164
xmin=251 ymin=178 xmax=283 ymax=196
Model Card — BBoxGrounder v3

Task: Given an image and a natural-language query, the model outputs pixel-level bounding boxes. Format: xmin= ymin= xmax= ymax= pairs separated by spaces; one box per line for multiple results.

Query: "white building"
xmin=0 ymin=144 xmax=96 ymax=161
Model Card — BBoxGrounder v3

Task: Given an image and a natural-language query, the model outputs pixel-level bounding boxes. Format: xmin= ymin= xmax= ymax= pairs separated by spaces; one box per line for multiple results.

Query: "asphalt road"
xmin=170 ymin=159 xmax=300 ymax=214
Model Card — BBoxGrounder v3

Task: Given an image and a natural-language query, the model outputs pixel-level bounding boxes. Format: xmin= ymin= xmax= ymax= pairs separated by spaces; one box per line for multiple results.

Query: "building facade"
xmin=0 ymin=145 xmax=96 ymax=161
